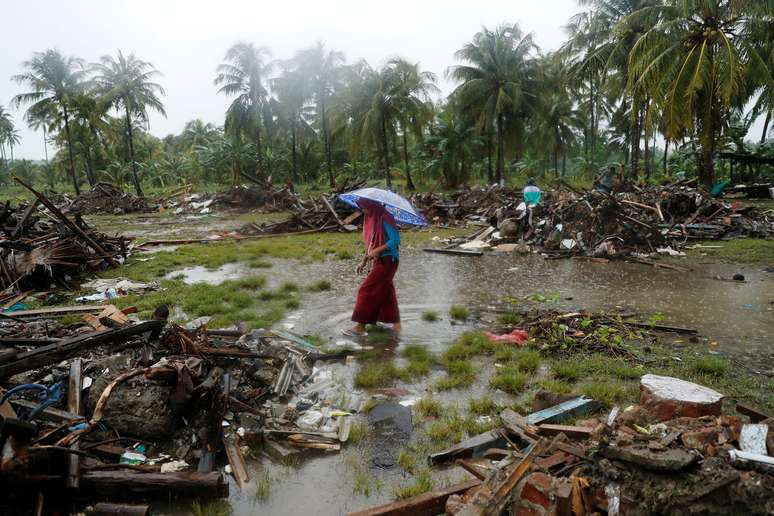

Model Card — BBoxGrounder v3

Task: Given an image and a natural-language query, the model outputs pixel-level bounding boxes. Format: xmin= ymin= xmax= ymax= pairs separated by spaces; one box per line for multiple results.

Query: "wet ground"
xmin=159 ymin=249 xmax=773 ymax=516
xmin=98 ymin=211 xmax=773 ymax=515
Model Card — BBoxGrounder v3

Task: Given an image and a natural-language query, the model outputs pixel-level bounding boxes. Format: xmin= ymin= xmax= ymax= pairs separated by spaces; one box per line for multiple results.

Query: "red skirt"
xmin=352 ymin=257 xmax=400 ymax=324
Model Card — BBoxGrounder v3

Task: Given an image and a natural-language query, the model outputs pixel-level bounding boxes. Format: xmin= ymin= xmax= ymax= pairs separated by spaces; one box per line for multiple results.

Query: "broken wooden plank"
xmin=10 ymin=399 xmax=83 ymax=423
xmin=526 ymin=396 xmax=599 ymax=426
xmin=455 ymin=458 xmax=495 ymax=480
xmin=429 ymin=429 xmax=507 ymax=465
xmin=736 ymin=402 xmax=772 ymax=423
xmin=423 ymin=248 xmax=484 ymax=256
xmin=8 ymin=305 xmax=105 ymax=318
xmin=223 ymin=437 xmax=250 ymax=489
xmin=457 ymin=439 xmax=547 ymax=516
xmin=552 ymin=441 xmax=587 ymax=460
xmin=347 ymin=478 xmax=481 ymax=516
xmin=93 ymin=503 xmax=150 ymax=516
xmin=66 ymin=358 xmax=82 ymax=489
xmin=536 ymin=424 xmax=594 ymax=440
xmin=81 ymin=471 xmax=228 ymax=498
xmin=0 ymin=319 xmax=165 ymax=379
xmin=622 ymin=320 xmax=698 ymax=335
xmin=500 ymin=409 xmax=539 ymax=443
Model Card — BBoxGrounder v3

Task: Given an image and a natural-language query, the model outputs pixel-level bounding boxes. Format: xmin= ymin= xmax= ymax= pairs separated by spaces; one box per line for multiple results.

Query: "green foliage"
xmin=308 ymin=279 xmax=332 ymax=292
xmin=415 ymin=397 xmax=444 ymax=419
xmin=354 ymin=362 xmax=405 ymax=389
xmin=468 ymin=395 xmax=500 ymax=416
xmin=448 ymin=305 xmax=469 ymax=321
xmin=422 ymin=310 xmax=440 ymax=322
xmin=690 ymin=356 xmax=728 ymax=378
xmin=349 ymin=420 xmax=368 ymax=443
xmin=254 ymin=470 xmax=273 ymax=501
xmin=393 ymin=470 xmax=433 ymax=500
xmin=190 ymin=500 xmax=232 ymax=516
xmin=490 ymin=365 xmax=529 ymax=394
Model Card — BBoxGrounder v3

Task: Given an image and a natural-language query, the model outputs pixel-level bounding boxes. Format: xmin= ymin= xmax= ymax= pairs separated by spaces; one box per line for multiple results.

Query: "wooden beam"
xmin=347 ymin=479 xmax=481 ymax=516
xmin=66 ymin=359 xmax=82 ymax=489
xmin=80 ymin=471 xmax=228 ymax=498
xmin=423 ymin=248 xmax=484 ymax=256
xmin=536 ymin=424 xmax=593 ymax=440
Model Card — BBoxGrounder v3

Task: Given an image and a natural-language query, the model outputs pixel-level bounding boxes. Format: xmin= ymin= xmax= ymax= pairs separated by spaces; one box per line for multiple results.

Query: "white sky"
xmin=2 ymin=0 xmax=583 ymax=159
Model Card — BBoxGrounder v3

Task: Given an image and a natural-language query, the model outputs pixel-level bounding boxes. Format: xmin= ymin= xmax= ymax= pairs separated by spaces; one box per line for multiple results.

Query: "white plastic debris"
xmin=296 ymin=410 xmax=324 ymax=430
xmin=160 ymin=460 xmax=189 ymax=473
xmin=740 ymin=424 xmax=769 ymax=455
xmin=560 ymin=239 xmax=577 ymax=250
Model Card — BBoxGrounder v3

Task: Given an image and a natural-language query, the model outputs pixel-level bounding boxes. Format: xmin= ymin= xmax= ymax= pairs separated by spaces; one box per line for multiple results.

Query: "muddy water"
xmin=163 ymin=250 xmax=772 ymax=516
xmin=265 ymin=251 xmax=773 ymax=364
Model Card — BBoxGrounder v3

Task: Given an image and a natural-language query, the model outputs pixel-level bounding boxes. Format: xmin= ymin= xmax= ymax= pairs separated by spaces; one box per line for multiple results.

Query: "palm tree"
xmin=91 ymin=50 xmax=166 ymax=197
xmin=272 ymin=66 xmax=314 ymax=181
xmin=424 ymin=110 xmax=481 ymax=188
xmin=627 ymin=0 xmax=772 ymax=187
xmin=295 ymin=42 xmax=345 ymax=187
xmin=181 ymin=119 xmax=220 ymax=149
xmin=214 ymin=42 xmax=272 ymax=178
xmin=0 ymin=106 xmax=14 ymax=167
xmin=384 ymin=58 xmax=439 ymax=190
xmin=12 ymin=49 xmax=87 ymax=194
xmin=449 ymin=24 xmax=537 ymax=185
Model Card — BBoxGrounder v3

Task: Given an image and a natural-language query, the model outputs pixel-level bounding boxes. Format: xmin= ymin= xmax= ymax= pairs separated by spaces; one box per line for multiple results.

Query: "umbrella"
xmin=338 ymin=187 xmax=427 ymax=226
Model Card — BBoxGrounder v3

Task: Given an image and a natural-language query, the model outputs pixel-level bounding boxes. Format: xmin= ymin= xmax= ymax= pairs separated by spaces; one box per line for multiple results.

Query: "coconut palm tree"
xmin=294 ymin=42 xmax=345 ymax=187
xmin=272 ymin=66 xmax=314 ymax=181
xmin=424 ymin=110 xmax=481 ymax=188
xmin=181 ymin=119 xmax=220 ymax=149
xmin=384 ymin=58 xmax=439 ymax=190
xmin=627 ymin=0 xmax=773 ymax=187
xmin=214 ymin=42 xmax=272 ymax=178
xmin=12 ymin=49 xmax=87 ymax=194
xmin=90 ymin=50 xmax=166 ymax=197
xmin=449 ymin=24 xmax=537 ymax=185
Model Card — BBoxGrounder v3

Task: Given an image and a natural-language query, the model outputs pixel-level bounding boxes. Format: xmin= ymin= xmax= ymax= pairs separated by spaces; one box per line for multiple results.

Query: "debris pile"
xmin=428 ymin=182 xmax=773 ymax=261
xmin=0 ymin=179 xmax=131 ymax=293
xmin=354 ymin=378 xmax=774 ymax=516
xmin=70 ymin=182 xmax=149 ymax=215
xmin=0 ymin=304 xmax=364 ymax=513
xmin=162 ymin=183 xmax=302 ymax=215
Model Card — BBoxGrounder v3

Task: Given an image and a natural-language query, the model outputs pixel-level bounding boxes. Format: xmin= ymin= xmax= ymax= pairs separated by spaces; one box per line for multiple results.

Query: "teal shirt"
xmin=380 ymin=221 xmax=400 ymax=261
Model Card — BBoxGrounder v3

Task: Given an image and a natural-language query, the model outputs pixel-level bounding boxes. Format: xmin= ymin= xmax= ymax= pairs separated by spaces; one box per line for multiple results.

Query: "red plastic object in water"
xmin=484 ymin=329 xmax=529 ymax=345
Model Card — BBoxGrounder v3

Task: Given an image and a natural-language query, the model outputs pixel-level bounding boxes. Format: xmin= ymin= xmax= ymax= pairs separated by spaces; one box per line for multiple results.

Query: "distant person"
xmin=523 ymin=177 xmax=542 ymax=206
xmin=344 ymin=199 xmax=401 ymax=337
xmin=595 ymin=165 xmax=617 ymax=193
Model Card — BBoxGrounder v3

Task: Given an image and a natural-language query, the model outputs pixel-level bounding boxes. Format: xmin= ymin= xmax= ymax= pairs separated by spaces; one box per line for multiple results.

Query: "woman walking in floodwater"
xmin=344 ymin=199 xmax=401 ymax=337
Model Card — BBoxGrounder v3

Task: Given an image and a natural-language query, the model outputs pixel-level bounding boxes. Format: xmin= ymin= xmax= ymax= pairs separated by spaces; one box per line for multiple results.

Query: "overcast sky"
xmin=2 ymin=0 xmax=585 ymax=160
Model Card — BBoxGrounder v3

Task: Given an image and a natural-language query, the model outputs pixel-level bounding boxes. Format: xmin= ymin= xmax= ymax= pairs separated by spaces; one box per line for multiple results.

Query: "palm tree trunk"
xmin=291 ymin=123 xmax=298 ymax=181
xmin=761 ymin=109 xmax=771 ymax=145
xmin=9 ymin=144 xmax=13 ymax=163
xmin=630 ymin=109 xmax=641 ymax=179
xmin=84 ymin=146 xmax=96 ymax=187
xmin=321 ymin=95 xmax=334 ymax=188
xmin=62 ymin=106 xmax=81 ymax=196
xmin=254 ymin=107 xmax=264 ymax=180
xmin=553 ymin=148 xmax=558 ymax=175
xmin=486 ymin=130 xmax=493 ymax=184
xmin=43 ymin=125 xmax=49 ymax=164
xmin=496 ymin=114 xmax=504 ymax=185
xmin=402 ymin=125 xmax=415 ymax=190
xmin=381 ymin=115 xmax=392 ymax=189
xmin=663 ymin=139 xmax=669 ymax=176
xmin=589 ymin=72 xmax=596 ymax=161
xmin=644 ymin=127 xmax=650 ymax=180
xmin=123 ymin=104 xmax=143 ymax=197
xmin=562 ymin=153 xmax=566 ymax=177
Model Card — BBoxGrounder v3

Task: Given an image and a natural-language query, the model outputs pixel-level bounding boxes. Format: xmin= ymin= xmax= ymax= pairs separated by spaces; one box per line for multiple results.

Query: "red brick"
xmin=528 ymin=472 xmax=554 ymax=493
xmin=522 ymin=481 xmax=551 ymax=509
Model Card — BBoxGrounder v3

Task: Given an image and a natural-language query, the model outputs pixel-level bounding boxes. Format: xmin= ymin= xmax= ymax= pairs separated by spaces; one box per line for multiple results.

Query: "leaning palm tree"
xmin=384 ymin=58 xmax=439 ymax=190
xmin=627 ymin=0 xmax=773 ymax=187
xmin=214 ymin=42 xmax=272 ymax=178
xmin=272 ymin=67 xmax=314 ymax=182
xmin=449 ymin=24 xmax=537 ymax=185
xmin=294 ymin=42 xmax=345 ymax=187
xmin=12 ymin=49 xmax=87 ymax=194
xmin=91 ymin=50 xmax=166 ymax=197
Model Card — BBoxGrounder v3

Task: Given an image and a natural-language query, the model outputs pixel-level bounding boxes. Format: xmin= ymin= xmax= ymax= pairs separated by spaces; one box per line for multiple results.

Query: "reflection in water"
xmin=277 ymin=251 xmax=772 ymax=366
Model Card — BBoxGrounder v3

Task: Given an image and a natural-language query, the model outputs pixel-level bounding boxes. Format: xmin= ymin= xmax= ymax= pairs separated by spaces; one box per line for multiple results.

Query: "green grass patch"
xmin=190 ymin=500 xmax=232 ymax=516
xmin=349 ymin=420 xmax=368 ymax=443
xmin=308 ymin=279 xmax=332 ymax=292
xmin=580 ymin=380 xmax=630 ymax=408
xmin=401 ymin=344 xmax=438 ymax=379
xmin=552 ymin=360 xmax=585 ymax=381
xmin=468 ymin=395 xmax=499 ymax=416
xmin=426 ymin=417 xmax=465 ymax=443
xmin=679 ymin=237 xmax=774 ymax=265
xmin=354 ymin=470 xmax=382 ymax=497
xmin=415 ymin=397 xmax=444 ymax=419
xmin=538 ymin=378 xmax=573 ymax=395
xmin=442 ymin=331 xmax=494 ymax=362
xmin=689 ymin=355 xmax=729 ymax=377
xmin=512 ymin=349 xmax=542 ymax=373
xmin=393 ymin=470 xmax=433 ymax=500
xmin=490 ymin=365 xmax=530 ymax=394
xmin=448 ymin=305 xmax=469 ymax=321
xmin=397 ymin=450 xmax=417 ymax=473
xmin=254 ymin=470 xmax=272 ymax=502
xmin=497 ymin=313 xmax=522 ymax=327
xmin=354 ymin=362 xmax=406 ymax=389
xmin=422 ymin=310 xmax=440 ymax=322
xmin=436 ymin=359 xmax=475 ymax=391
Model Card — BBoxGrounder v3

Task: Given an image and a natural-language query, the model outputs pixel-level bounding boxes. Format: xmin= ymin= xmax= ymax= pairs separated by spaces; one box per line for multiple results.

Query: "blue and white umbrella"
xmin=338 ymin=187 xmax=427 ymax=226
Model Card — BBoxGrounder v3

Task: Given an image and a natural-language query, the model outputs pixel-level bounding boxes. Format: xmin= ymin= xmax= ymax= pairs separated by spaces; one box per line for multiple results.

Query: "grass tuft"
xmin=490 ymin=366 xmax=530 ymax=394
xmin=468 ymin=395 xmax=499 ymax=416
xmin=690 ymin=355 xmax=728 ymax=377
xmin=393 ymin=470 xmax=433 ymax=499
xmin=349 ymin=420 xmax=368 ymax=443
xmin=254 ymin=470 xmax=272 ymax=501
xmin=449 ymin=305 xmax=469 ymax=321
xmin=415 ymin=397 xmax=443 ymax=419
xmin=422 ymin=310 xmax=440 ymax=322
xmin=308 ymin=279 xmax=332 ymax=292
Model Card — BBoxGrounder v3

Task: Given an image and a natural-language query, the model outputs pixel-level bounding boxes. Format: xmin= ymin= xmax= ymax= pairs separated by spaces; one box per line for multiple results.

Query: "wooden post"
xmin=66 ymin=358 xmax=82 ymax=489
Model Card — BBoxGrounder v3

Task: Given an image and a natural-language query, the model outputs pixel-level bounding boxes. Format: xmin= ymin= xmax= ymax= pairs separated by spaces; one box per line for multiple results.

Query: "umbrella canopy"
xmin=338 ymin=187 xmax=427 ymax=226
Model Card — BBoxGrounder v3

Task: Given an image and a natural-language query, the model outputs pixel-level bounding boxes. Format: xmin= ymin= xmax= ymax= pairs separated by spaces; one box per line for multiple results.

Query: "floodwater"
xmin=161 ymin=249 xmax=773 ymax=516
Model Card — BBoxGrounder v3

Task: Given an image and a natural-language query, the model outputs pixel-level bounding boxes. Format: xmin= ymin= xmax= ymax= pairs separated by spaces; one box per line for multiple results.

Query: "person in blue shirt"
xmin=523 ymin=177 xmax=541 ymax=206
xmin=344 ymin=199 xmax=401 ymax=337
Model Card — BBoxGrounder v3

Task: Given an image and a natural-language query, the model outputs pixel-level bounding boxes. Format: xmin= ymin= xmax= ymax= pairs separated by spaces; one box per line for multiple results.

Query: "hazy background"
xmin=1 ymin=0 xmax=580 ymax=160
